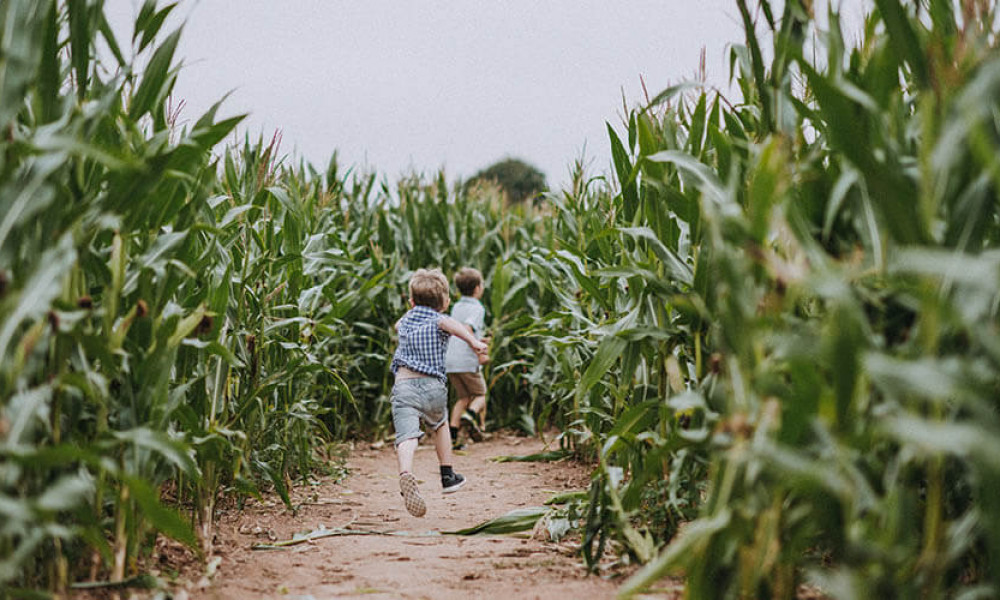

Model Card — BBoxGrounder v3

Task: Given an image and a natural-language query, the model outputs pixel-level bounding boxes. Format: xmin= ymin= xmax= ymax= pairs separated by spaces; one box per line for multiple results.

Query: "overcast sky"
xmin=104 ymin=1 xmax=864 ymax=189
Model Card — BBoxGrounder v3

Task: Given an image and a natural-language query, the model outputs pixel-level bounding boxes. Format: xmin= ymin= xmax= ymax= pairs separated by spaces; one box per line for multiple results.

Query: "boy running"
xmin=390 ymin=268 xmax=488 ymax=517
xmin=445 ymin=268 xmax=489 ymax=448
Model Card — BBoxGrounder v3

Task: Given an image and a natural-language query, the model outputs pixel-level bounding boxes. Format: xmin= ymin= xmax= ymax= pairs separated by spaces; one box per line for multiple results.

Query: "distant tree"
xmin=467 ymin=157 xmax=547 ymax=204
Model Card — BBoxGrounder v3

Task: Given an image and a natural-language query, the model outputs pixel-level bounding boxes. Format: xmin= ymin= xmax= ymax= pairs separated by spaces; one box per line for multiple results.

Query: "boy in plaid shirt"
xmin=390 ymin=268 xmax=488 ymax=517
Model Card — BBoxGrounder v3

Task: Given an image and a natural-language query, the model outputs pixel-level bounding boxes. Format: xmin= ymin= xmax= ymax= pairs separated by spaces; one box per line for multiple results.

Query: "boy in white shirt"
xmin=444 ymin=268 xmax=489 ymax=448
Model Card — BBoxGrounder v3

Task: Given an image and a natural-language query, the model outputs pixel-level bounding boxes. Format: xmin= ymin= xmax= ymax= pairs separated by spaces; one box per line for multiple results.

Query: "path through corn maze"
xmin=191 ymin=434 xmax=674 ymax=600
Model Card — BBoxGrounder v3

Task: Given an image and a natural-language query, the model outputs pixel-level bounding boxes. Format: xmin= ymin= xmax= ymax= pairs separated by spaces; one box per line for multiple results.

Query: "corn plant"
xmin=0 ymin=0 xmax=245 ymax=591
xmin=583 ymin=1 xmax=1000 ymax=598
xmin=0 ymin=0 xmax=373 ymax=592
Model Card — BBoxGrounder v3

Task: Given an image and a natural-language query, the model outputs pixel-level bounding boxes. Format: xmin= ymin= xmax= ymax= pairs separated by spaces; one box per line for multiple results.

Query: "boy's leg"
xmin=431 ymin=421 xmax=454 ymax=466
xmin=466 ymin=373 xmax=488 ymax=430
xmin=448 ymin=371 xmax=471 ymax=429
xmin=450 ymin=397 xmax=471 ymax=426
xmin=458 ymin=373 xmax=488 ymax=434
xmin=396 ymin=438 xmax=426 ymax=516
xmin=396 ymin=437 xmax=418 ymax=475
xmin=468 ymin=394 xmax=487 ymax=429
xmin=432 ymin=422 xmax=466 ymax=493
xmin=392 ymin=380 xmax=427 ymax=517
xmin=450 ymin=396 xmax=471 ymax=430
xmin=416 ymin=378 xmax=465 ymax=493
xmin=448 ymin=373 xmax=471 ymax=445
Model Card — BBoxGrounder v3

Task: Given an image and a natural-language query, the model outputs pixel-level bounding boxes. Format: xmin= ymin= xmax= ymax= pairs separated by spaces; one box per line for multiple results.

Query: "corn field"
xmin=2 ymin=0 xmax=1000 ymax=598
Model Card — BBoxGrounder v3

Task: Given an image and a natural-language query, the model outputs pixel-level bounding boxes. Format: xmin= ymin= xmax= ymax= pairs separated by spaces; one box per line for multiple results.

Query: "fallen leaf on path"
xmin=443 ymin=507 xmax=549 ymax=535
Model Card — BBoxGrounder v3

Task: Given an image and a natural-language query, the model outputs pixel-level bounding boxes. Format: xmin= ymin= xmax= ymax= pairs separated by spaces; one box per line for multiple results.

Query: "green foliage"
xmin=591 ymin=1 xmax=1000 ymax=598
xmin=467 ymin=157 xmax=548 ymax=204
xmin=0 ymin=0 xmax=248 ymax=590
xmin=6 ymin=1 xmax=1000 ymax=598
xmin=444 ymin=507 xmax=549 ymax=536
xmin=0 ymin=1 xmax=348 ymax=591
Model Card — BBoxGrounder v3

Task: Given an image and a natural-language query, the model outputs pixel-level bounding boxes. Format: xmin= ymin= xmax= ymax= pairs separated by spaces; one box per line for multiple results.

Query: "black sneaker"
xmin=441 ymin=472 xmax=466 ymax=493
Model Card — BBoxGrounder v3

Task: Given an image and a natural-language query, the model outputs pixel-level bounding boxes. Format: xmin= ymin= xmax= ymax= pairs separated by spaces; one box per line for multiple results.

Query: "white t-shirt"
xmin=444 ymin=296 xmax=486 ymax=373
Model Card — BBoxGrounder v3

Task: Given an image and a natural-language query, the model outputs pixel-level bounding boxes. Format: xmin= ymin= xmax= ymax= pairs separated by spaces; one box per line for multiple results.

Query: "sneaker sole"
xmin=442 ymin=477 xmax=466 ymax=494
xmin=461 ymin=413 xmax=484 ymax=442
xmin=400 ymin=473 xmax=426 ymax=517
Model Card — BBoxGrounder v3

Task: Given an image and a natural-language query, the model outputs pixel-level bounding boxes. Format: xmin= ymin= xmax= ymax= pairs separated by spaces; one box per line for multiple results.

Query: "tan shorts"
xmin=448 ymin=372 xmax=486 ymax=399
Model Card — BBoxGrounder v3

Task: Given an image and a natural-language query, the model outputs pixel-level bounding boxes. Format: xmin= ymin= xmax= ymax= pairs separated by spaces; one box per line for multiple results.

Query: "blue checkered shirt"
xmin=390 ymin=305 xmax=451 ymax=381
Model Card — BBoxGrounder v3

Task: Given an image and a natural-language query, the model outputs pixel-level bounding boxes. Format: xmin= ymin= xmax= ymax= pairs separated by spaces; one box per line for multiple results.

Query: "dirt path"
xmin=196 ymin=433 xmax=642 ymax=600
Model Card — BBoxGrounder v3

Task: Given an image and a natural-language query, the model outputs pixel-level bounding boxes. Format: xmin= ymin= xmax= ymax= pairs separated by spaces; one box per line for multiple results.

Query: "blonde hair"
xmin=454 ymin=267 xmax=483 ymax=296
xmin=409 ymin=268 xmax=450 ymax=311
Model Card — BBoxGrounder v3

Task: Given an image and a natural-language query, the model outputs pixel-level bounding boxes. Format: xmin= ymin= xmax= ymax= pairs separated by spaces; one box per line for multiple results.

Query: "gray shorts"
xmin=391 ymin=377 xmax=448 ymax=446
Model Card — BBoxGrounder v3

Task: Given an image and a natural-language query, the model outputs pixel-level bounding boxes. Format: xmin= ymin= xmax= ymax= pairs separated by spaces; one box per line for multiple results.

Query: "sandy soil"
xmin=192 ymin=433 xmax=669 ymax=600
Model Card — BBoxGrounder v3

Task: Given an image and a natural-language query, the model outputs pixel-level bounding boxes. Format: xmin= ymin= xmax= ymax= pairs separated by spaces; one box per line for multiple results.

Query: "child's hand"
xmin=471 ymin=339 xmax=489 ymax=363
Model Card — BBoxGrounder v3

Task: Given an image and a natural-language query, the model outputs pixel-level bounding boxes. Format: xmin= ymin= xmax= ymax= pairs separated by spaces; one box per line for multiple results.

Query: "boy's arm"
xmin=439 ymin=315 xmax=488 ymax=353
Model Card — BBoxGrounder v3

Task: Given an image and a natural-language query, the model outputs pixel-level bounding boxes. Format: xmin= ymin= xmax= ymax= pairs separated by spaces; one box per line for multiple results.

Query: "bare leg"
xmin=432 ymin=422 xmax=455 ymax=467
xmin=468 ymin=395 xmax=487 ymax=429
xmin=396 ymin=437 xmax=418 ymax=474
xmin=450 ymin=397 xmax=471 ymax=428
xmin=397 ymin=437 xmax=427 ymax=517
